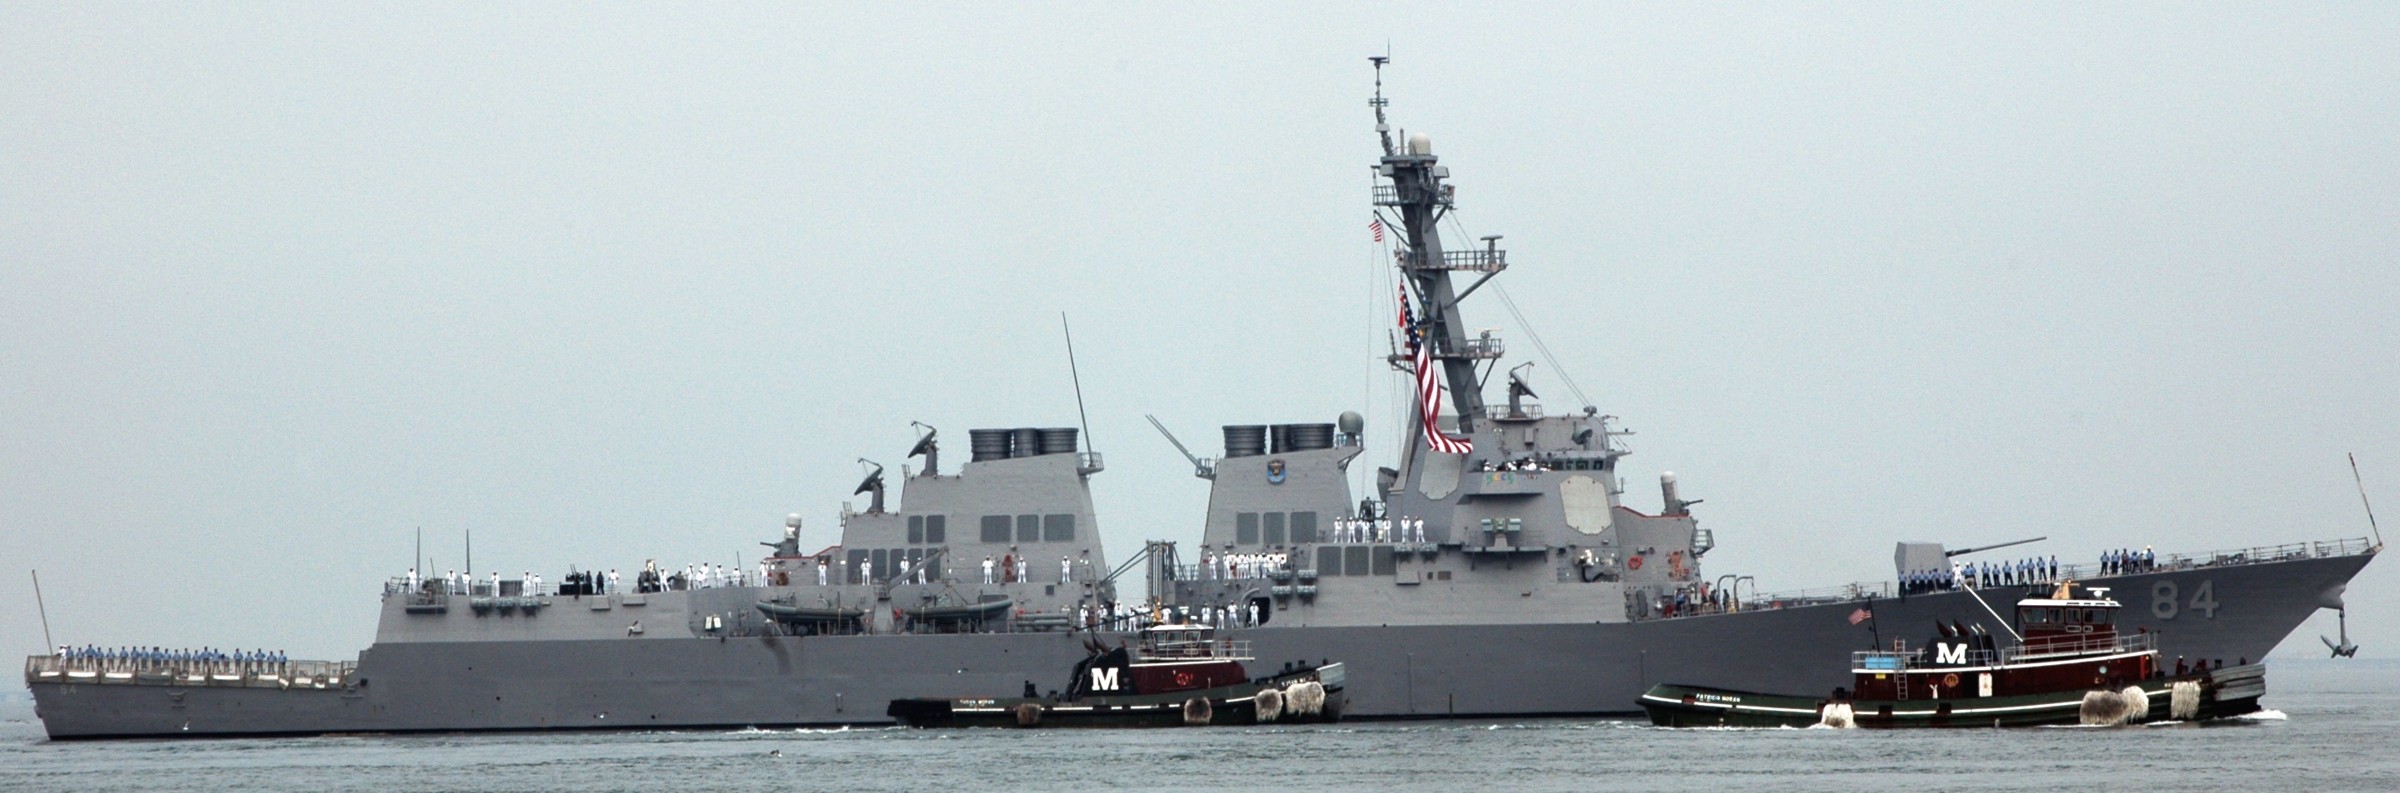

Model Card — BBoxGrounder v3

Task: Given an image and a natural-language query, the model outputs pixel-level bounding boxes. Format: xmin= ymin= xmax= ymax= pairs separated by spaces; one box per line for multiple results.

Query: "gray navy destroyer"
xmin=26 ymin=62 xmax=2380 ymax=738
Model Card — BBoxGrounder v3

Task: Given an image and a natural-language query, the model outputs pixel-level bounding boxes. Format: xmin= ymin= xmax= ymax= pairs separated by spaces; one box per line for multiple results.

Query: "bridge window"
xmin=1043 ymin=514 xmax=1075 ymax=542
xmin=1237 ymin=513 xmax=1259 ymax=544
xmin=1265 ymin=512 xmax=1286 ymax=545
xmin=1290 ymin=511 xmax=1318 ymax=543
xmin=1017 ymin=514 xmax=1040 ymax=543
xmin=980 ymin=515 xmax=1011 ymax=543
xmin=908 ymin=516 xmax=924 ymax=544
xmin=2085 ymin=609 xmax=2109 ymax=625
xmin=925 ymin=515 xmax=945 ymax=543
xmin=871 ymin=549 xmax=889 ymax=580
xmin=1372 ymin=545 xmax=1396 ymax=575
xmin=847 ymin=550 xmax=868 ymax=584
xmin=1319 ymin=546 xmax=1343 ymax=576
xmin=1345 ymin=546 xmax=1371 ymax=576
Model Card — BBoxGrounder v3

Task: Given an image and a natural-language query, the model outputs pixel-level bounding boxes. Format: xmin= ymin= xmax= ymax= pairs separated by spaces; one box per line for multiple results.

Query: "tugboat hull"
xmin=1639 ymin=663 xmax=2264 ymax=728
xmin=889 ymin=663 xmax=1344 ymax=729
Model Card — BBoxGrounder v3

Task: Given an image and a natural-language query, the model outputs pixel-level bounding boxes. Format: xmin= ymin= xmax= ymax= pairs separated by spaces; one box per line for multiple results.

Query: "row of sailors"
xmin=1161 ymin=601 xmax=1264 ymax=630
xmin=52 ymin=645 xmax=290 ymax=673
xmin=2103 ymin=547 xmax=2156 ymax=575
xmin=1328 ymin=517 xmax=1427 ymax=544
xmin=1969 ymin=557 xmax=2060 ymax=588
xmin=1901 ymin=568 xmax=1960 ymax=594
xmin=1042 ymin=599 xmax=1266 ymax=634
xmin=1655 ymin=580 xmax=1735 ymax=619
xmin=403 ymin=563 xmax=761 ymax=597
xmin=1198 ymin=551 xmax=1289 ymax=580
xmin=975 ymin=554 xmax=1086 ymax=585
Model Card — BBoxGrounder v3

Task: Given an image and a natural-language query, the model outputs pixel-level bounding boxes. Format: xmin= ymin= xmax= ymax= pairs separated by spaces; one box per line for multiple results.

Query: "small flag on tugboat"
xmin=1370 ymin=216 xmax=1386 ymax=243
xmin=1848 ymin=607 xmax=1872 ymax=625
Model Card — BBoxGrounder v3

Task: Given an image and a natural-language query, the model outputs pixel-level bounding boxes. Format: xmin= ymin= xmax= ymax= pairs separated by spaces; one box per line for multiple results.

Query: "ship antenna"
xmin=1370 ymin=55 xmax=1395 ymax=157
xmin=1063 ymin=312 xmax=1095 ymax=458
xmin=2352 ymin=453 xmax=2384 ymax=549
xmin=31 ymin=569 xmax=55 ymax=651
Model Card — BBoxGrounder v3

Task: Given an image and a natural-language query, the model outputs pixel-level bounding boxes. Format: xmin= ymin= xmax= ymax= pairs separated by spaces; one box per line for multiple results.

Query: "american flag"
xmin=1369 ymin=216 xmax=1386 ymax=243
xmin=1848 ymin=607 xmax=1872 ymax=626
xmin=1399 ymin=284 xmax=1474 ymax=455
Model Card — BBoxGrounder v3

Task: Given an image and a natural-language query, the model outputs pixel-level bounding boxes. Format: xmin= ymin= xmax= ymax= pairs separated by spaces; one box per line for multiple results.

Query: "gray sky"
xmin=5 ymin=3 xmax=2395 ymax=663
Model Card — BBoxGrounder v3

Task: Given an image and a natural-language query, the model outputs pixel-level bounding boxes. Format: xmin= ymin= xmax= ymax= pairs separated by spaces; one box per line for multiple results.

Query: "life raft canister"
xmin=1628 ymin=556 xmax=1644 ymax=571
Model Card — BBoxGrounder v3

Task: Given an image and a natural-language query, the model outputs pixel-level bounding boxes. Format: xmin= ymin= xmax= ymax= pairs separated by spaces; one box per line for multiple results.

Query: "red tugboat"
xmin=887 ymin=625 xmax=1344 ymax=728
xmin=1639 ymin=581 xmax=2264 ymax=728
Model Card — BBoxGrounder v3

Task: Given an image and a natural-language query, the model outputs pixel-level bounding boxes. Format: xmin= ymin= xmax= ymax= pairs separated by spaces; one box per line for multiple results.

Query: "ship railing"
xmin=1479 ymin=404 xmax=1544 ymax=420
xmin=1166 ymin=564 xmax=1282 ymax=583
xmin=26 ymin=655 xmax=358 ymax=686
xmin=1736 ymin=581 xmax=1895 ymax=611
xmin=1372 ymin=184 xmax=1452 ymax=208
xmin=1438 ymin=249 xmax=1508 ymax=272
xmin=1439 ymin=336 xmax=1505 ymax=360
xmin=2034 ymin=536 xmax=2376 ymax=585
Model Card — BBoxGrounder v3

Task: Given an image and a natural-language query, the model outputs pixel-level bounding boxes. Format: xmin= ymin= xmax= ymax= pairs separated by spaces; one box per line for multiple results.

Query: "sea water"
xmin=4 ymin=659 xmax=2393 ymax=792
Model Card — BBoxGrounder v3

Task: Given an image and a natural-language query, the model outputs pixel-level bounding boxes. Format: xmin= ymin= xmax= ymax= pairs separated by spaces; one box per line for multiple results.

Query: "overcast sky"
xmin=5 ymin=3 xmax=2395 ymax=664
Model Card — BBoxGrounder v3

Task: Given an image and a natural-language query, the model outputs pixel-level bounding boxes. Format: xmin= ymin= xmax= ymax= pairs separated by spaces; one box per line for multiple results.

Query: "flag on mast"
xmin=1399 ymin=284 xmax=1474 ymax=454
xmin=1369 ymin=216 xmax=1386 ymax=243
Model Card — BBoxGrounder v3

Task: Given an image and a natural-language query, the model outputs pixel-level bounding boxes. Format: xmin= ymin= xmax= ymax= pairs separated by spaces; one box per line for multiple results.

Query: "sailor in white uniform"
xmin=1060 ymin=555 xmax=1071 ymax=584
xmin=817 ymin=558 xmax=829 ymax=586
xmin=982 ymin=556 xmax=995 ymax=583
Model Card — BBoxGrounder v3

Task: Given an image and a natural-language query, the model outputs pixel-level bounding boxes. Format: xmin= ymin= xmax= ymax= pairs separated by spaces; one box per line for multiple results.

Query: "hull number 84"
xmin=2153 ymin=579 xmax=2218 ymax=620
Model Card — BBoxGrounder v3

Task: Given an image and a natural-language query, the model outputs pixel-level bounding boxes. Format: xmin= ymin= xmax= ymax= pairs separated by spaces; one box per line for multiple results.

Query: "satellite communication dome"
xmin=785 ymin=513 xmax=803 ymax=528
xmin=1338 ymin=411 xmax=1366 ymax=435
xmin=1407 ymin=132 xmax=1432 ymax=155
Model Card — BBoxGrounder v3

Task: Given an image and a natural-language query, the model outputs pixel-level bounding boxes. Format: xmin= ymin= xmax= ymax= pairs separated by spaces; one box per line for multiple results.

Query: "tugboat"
xmin=887 ymin=625 xmax=1345 ymax=728
xmin=1638 ymin=581 xmax=2265 ymax=728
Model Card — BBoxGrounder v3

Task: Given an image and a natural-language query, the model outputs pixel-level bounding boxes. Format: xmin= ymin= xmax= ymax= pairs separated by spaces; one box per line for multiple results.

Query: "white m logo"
xmin=1935 ymin=643 xmax=1968 ymax=665
xmin=1089 ymin=666 xmax=1120 ymax=691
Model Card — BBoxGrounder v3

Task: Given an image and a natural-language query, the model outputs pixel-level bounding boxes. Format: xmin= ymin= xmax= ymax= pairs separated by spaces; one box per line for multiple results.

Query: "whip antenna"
xmin=2352 ymin=453 xmax=2384 ymax=549
xmin=32 ymin=570 xmax=54 ymax=651
xmin=1063 ymin=313 xmax=1094 ymax=454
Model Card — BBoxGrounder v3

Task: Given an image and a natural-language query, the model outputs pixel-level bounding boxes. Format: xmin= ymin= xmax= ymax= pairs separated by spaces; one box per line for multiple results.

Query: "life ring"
xmin=1942 ymin=673 xmax=1959 ymax=688
xmin=1628 ymin=556 xmax=1644 ymax=571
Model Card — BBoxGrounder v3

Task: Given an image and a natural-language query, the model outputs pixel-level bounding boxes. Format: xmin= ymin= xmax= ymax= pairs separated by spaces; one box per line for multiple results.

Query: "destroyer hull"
xmin=28 ymin=551 xmax=2369 ymax=738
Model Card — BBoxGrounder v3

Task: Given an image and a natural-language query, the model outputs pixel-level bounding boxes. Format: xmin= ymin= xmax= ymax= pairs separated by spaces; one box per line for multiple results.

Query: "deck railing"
xmin=26 ymin=655 xmax=358 ymax=687
xmin=1650 ymin=535 xmax=2375 ymax=622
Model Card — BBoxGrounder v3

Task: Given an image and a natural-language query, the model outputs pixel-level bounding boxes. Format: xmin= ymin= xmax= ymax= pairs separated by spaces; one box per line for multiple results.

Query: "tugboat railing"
xmin=1852 ymin=632 xmax=2156 ymax=672
xmin=1136 ymin=638 xmax=1253 ymax=661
